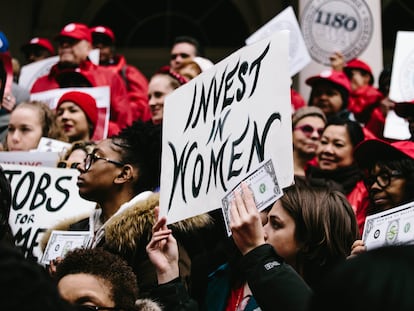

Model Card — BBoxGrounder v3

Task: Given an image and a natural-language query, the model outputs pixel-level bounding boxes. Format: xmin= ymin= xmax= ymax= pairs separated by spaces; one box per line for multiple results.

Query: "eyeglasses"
xmin=84 ymin=153 xmax=124 ymax=172
xmin=75 ymin=305 xmax=120 ymax=311
xmin=57 ymin=161 xmax=81 ymax=169
xmin=293 ymin=124 xmax=324 ymax=137
xmin=364 ymin=170 xmax=404 ymax=189
xmin=170 ymin=53 xmax=190 ymax=60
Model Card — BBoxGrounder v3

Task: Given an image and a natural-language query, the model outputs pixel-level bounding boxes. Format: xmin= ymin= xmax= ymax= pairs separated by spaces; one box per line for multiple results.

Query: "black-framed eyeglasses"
xmin=57 ymin=161 xmax=81 ymax=169
xmin=84 ymin=153 xmax=124 ymax=172
xmin=75 ymin=305 xmax=120 ymax=311
xmin=364 ymin=170 xmax=404 ymax=189
xmin=293 ymin=124 xmax=324 ymax=137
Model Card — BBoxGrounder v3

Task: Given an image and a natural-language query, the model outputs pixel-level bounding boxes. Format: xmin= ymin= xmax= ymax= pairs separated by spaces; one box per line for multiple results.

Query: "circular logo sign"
xmin=301 ymin=0 xmax=373 ymax=65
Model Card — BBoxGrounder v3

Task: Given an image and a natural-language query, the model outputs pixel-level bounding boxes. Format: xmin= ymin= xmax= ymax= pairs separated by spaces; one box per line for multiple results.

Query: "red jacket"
xmin=348 ymin=85 xmax=385 ymax=138
xmin=31 ymin=60 xmax=132 ymax=136
xmin=347 ymin=180 xmax=370 ymax=238
xmin=104 ymin=55 xmax=151 ymax=122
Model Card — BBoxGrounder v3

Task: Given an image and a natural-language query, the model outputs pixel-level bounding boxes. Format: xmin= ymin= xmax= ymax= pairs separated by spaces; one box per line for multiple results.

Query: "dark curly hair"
xmin=111 ymin=120 xmax=162 ymax=193
xmin=54 ymin=247 xmax=138 ymax=311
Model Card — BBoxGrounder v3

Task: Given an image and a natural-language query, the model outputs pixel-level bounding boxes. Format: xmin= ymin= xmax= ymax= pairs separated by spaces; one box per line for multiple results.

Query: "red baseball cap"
xmin=305 ymin=69 xmax=351 ymax=93
xmin=395 ymin=100 xmax=414 ymax=118
xmin=21 ymin=37 xmax=55 ymax=55
xmin=90 ymin=26 xmax=115 ymax=44
xmin=344 ymin=58 xmax=374 ymax=85
xmin=57 ymin=91 xmax=98 ymax=134
xmin=354 ymin=139 xmax=414 ymax=168
xmin=56 ymin=23 xmax=92 ymax=43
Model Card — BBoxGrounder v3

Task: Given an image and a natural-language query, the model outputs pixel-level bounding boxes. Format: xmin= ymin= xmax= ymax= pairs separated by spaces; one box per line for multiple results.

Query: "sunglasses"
xmin=294 ymin=124 xmax=324 ymax=137
xmin=170 ymin=53 xmax=190 ymax=60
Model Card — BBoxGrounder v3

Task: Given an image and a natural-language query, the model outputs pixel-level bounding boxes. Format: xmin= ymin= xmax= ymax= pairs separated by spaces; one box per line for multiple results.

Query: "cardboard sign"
xmin=159 ymin=31 xmax=293 ymax=224
xmin=245 ymin=6 xmax=311 ymax=77
xmin=0 ymin=151 xmax=61 ymax=167
xmin=30 ymin=86 xmax=110 ymax=140
xmin=389 ymin=31 xmax=414 ymax=103
xmin=3 ymin=164 xmax=95 ymax=262
xmin=18 ymin=56 xmax=59 ymax=91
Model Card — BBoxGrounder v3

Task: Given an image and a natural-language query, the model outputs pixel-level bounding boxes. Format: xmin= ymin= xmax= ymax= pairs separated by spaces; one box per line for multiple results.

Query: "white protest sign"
xmin=30 ymin=86 xmax=110 ymax=140
xmin=389 ymin=31 xmax=414 ymax=103
xmin=18 ymin=56 xmax=59 ymax=90
xmin=383 ymin=110 xmax=411 ymax=141
xmin=0 ymin=151 xmax=61 ymax=167
xmin=363 ymin=201 xmax=414 ymax=250
xmin=298 ymin=0 xmax=382 ymax=101
xmin=159 ymin=31 xmax=293 ymax=224
xmin=3 ymin=164 xmax=95 ymax=262
xmin=245 ymin=6 xmax=311 ymax=77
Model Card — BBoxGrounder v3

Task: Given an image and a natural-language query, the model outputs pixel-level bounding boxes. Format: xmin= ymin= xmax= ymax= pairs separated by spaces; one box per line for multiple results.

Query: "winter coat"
xmin=31 ymin=59 xmax=132 ymax=135
xmin=103 ymin=54 xmax=151 ymax=122
xmin=42 ymin=192 xmax=213 ymax=298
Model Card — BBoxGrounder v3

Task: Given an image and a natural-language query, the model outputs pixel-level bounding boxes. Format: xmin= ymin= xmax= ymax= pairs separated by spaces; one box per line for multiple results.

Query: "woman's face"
xmin=367 ymin=164 xmax=407 ymax=212
xmin=56 ymin=101 xmax=90 ymax=142
xmin=293 ymin=116 xmax=325 ymax=158
xmin=310 ymin=82 xmax=344 ymax=117
xmin=148 ymin=74 xmax=176 ymax=124
xmin=263 ymin=200 xmax=299 ymax=267
xmin=77 ymin=139 xmax=124 ymax=202
xmin=317 ymin=125 xmax=354 ymax=170
xmin=7 ymin=106 xmax=43 ymax=151
xmin=58 ymin=273 xmax=115 ymax=309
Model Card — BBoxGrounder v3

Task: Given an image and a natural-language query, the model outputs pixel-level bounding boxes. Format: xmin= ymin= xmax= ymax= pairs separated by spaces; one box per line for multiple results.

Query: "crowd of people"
xmin=2 ymin=20 xmax=414 ymax=311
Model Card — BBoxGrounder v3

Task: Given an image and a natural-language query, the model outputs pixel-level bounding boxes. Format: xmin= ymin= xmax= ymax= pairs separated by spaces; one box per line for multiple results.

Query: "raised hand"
xmin=146 ymin=206 xmax=179 ymax=284
xmin=230 ymin=182 xmax=266 ymax=255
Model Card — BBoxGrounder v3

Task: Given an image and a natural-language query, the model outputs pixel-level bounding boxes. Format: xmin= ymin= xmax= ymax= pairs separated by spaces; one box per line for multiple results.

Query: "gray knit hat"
xmin=292 ymin=106 xmax=327 ymax=128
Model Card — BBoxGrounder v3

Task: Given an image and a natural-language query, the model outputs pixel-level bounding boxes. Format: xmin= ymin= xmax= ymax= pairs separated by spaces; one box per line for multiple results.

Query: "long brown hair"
xmin=280 ymin=180 xmax=358 ymax=288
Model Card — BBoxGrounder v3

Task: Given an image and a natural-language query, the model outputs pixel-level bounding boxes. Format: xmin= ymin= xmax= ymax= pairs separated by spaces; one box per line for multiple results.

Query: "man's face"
xmin=58 ymin=37 xmax=91 ymax=65
xmin=170 ymin=42 xmax=197 ymax=71
xmin=92 ymin=42 xmax=113 ymax=65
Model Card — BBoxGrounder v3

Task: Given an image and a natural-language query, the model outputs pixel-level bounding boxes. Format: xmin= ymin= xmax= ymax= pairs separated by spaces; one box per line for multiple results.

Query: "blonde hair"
xmin=5 ymin=101 xmax=67 ymax=150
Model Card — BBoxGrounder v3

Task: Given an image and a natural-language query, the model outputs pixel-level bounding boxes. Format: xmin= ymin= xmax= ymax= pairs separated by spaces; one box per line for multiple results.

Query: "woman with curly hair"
xmin=46 ymin=120 xmax=211 ymax=299
xmin=5 ymin=100 xmax=66 ymax=151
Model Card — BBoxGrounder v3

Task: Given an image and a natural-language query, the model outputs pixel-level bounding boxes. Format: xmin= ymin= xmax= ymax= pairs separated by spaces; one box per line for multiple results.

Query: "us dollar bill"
xmin=221 ymin=159 xmax=283 ymax=236
xmin=363 ymin=201 xmax=414 ymax=250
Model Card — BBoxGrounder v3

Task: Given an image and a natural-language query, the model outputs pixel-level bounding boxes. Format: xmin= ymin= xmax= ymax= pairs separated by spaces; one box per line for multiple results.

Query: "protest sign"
xmin=389 ymin=31 xmax=414 ymax=103
xmin=384 ymin=31 xmax=414 ymax=140
xmin=18 ymin=56 xmax=59 ymax=90
xmin=3 ymin=164 xmax=95 ymax=262
xmin=30 ymin=86 xmax=110 ymax=140
xmin=363 ymin=201 xmax=414 ymax=250
xmin=0 ymin=151 xmax=61 ymax=167
xmin=298 ymin=0 xmax=382 ymax=101
xmin=245 ymin=6 xmax=311 ymax=77
xmin=159 ymin=31 xmax=293 ymax=225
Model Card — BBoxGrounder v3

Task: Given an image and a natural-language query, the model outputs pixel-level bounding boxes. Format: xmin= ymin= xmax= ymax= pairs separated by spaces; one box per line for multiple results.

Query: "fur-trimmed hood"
xmin=104 ymin=192 xmax=213 ymax=255
xmin=42 ymin=192 xmax=213 ymax=255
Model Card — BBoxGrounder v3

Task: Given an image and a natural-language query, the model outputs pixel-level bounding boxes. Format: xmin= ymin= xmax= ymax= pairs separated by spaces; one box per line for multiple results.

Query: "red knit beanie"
xmin=57 ymin=91 xmax=98 ymax=134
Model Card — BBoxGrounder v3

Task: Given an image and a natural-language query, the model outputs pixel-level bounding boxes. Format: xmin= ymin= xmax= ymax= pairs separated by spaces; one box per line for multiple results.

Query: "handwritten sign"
xmin=159 ymin=31 xmax=293 ymax=224
xmin=245 ymin=6 xmax=311 ymax=77
xmin=3 ymin=164 xmax=95 ymax=262
xmin=30 ymin=86 xmax=110 ymax=140
xmin=0 ymin=151 xmax=61 ymax=167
